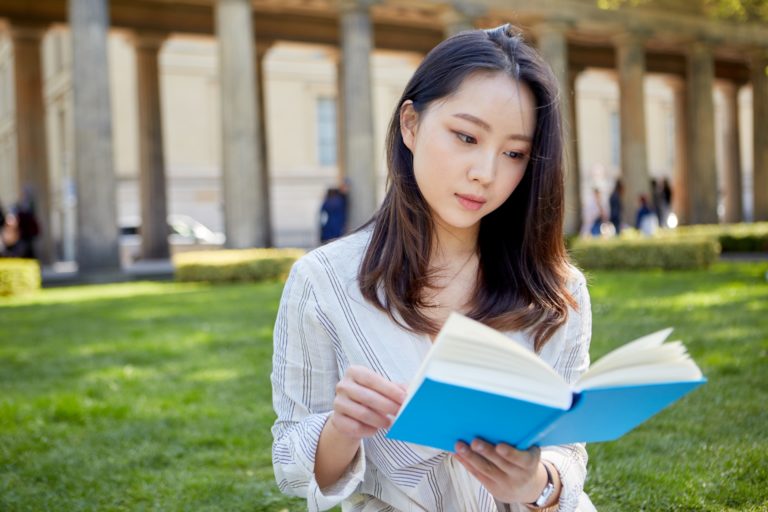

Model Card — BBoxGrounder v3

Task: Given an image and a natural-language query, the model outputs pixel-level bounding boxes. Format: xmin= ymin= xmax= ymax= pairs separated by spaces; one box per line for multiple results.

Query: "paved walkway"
xmin=719 ymin=252 xmax=768 ymax=262
xmin=37 ymin=251 xmax=767 ymax=287
xmin=41 ymin=259 xmax=175 ymax=286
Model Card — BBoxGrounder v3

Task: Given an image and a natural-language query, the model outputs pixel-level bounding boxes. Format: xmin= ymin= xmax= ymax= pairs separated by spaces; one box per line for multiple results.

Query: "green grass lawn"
xmin=1 ymin=262 xmax=767 ymax=511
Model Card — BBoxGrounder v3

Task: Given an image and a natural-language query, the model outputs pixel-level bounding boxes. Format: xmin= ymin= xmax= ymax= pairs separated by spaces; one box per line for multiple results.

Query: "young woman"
xmin=272 ymin=25 xmax=595 ymax=512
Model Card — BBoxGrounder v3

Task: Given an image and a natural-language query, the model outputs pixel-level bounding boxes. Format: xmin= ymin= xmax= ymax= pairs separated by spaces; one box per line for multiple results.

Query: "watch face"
xmin=532 ymin=462 xmax=556 ymax=507
xmin=534 ymin=482 xmax=555 ymax=507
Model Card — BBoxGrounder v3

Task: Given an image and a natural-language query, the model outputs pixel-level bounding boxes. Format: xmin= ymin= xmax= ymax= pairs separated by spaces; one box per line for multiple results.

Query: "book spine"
xmin=515 ymin=406 xmax=571 ymax=450
xmin=522 ymin=392 xmax=586 ymax=447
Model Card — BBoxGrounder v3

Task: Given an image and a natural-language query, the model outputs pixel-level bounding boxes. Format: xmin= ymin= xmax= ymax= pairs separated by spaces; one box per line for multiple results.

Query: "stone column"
xmin=568 ymin=67 xmax=583 ymax=233
xmin=255 ymin=42 xmax=273 ymax=247
xmin=69 ymin=0 xmax=120 ymax=271
xmin=668 ymin=78 xmax=690 ymax=225
xmin=719 ymin=80 xmax=743 ymax=223
xmin=614 ymin=32 xmax=650 ymax=227
xmin=134 ymin=32 xmax=170 ymax=259
xmin=440 ymin=2 xmax=480 ymax=38
xmin=752 ymin=50 xmax=768 ymax=222
xmin=11 ymin=26 xmax=55 ymax=265
xmin=215 ymin=0 xmax=267 ymax=248
xmin=339 ymin=0 xmax=377 ymax=231
xmin=686 ymin=42 xmax=718 ymax=224
xmin=333 ymin=51 xmax=346 ymax=184
xmin=536 ymin=21 xmax=580 ymax=235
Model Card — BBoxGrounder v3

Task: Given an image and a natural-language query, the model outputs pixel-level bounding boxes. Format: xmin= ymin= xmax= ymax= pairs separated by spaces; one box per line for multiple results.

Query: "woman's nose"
xmin=467 ymin=153 xmax=496 ymax=184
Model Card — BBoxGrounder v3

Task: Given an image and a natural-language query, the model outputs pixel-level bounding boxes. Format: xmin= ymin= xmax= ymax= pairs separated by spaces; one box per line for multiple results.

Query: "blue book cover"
xmin=385 ymin=313 xmax=706 ymax=452
xmin=527 ymin=380 xmax=706 ymax=448
xmin=387 ymin=376 xmax=706 ymax=451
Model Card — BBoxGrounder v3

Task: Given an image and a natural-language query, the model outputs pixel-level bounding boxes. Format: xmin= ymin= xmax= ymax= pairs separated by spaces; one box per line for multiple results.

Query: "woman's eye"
xmin=504 ymin=151 xmax=526 ymax=160
xmin=455 ymin=132 xmax=476 ymax=144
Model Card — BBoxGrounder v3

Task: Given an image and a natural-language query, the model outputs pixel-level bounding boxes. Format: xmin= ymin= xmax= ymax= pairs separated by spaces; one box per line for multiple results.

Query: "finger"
xmin=495 ymin=443 xmax=541 ymax=471
xmin=341 ymin=380 xmax=403 ymax=417
xmin=349 ymin=367 xmax=407 ymax=405
xmin=454 ymin=441 xmax=498 ymax=479
xmin=330 ymin=412 xmax=378 ymax=439
xmin=348 ymin=366 xmax=407 ymax=404
xmin=453 ymin=452 xmax=496 ymax=489
xmin=335 ymin=396 xmax=392 ymax=429
xmin=469 ymin=439 xmax=518 ymax=475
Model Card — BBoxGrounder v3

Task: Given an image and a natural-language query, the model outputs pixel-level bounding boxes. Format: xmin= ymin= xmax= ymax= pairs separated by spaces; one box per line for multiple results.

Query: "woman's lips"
xmin=456 ymin=193 xmax=486 ymax=211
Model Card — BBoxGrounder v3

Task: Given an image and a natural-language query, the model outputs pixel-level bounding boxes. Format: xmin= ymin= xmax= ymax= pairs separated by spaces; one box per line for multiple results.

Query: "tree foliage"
xmin=596 ymin=0 xmax=768 ymax=22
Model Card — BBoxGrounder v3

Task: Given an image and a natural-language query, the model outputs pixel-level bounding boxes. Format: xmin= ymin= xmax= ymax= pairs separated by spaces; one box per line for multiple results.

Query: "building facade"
xmin=0 ymin=0 xmax=765 ymax=271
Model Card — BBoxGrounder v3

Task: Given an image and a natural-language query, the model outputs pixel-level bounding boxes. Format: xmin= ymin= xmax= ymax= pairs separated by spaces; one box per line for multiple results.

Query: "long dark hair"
xmin=358 ymin=24 xmax=577 ymax=352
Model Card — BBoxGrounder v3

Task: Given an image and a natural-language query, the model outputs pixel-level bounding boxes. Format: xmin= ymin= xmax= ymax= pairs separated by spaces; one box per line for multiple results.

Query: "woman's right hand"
xmin=329 ymin=365 xmax=407 ymax=441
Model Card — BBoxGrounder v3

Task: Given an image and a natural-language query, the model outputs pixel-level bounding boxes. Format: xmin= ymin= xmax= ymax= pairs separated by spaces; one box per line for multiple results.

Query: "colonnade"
xmin=0 ymin=0 xmax=765 ymax=272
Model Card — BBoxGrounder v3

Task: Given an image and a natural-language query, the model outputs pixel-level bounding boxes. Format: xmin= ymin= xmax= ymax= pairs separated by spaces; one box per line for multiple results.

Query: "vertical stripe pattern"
xmin=271 ymin=230 xmax=593 ymax=511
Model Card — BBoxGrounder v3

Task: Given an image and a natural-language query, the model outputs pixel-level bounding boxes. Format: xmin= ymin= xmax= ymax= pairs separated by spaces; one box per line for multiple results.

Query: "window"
xmin=316 ymin=97 xmax=337 ymax=167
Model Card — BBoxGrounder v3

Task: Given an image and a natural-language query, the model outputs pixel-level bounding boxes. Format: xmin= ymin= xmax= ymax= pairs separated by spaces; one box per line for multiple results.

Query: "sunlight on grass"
xmin=83 ymin=364 xmax=160 ymax=383
xmin=187 ymin=368 xmax=241 ymax=383
xmin=582 ymin=262 xmax=768 ymax=511
xmin=0 ymin=281 xmax=206 ymax=307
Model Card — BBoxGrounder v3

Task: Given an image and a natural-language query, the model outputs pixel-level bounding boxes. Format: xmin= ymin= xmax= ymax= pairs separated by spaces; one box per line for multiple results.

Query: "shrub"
xmin=668 ymin=222 xmax=768 ymax=253
xmin=570 ymin=237 xmax=720 ymax=270
xmin=174 ymin=248 xmax=305 ymax=283
xmin=0 ymin=258 xmax=41 ymax=296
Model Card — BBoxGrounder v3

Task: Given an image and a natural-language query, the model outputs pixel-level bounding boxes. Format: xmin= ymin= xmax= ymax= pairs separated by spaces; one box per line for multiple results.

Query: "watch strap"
xmin=528 ymin=461 xmax=555 ymax=508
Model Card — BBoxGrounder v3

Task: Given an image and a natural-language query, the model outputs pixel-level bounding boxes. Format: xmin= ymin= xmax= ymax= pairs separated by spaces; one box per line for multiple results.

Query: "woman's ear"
xmin=400 ymin=100 xmax=418 ymax=151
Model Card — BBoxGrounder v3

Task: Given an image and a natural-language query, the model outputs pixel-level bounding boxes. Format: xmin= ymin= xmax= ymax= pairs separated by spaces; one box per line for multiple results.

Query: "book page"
xmin=583 ymin=342 xmax=688 ymax=376
xmin=576 ymin=362 xmax=703 ymax=389
xmin=404 ymin=313 xmax=572 ymax=410
xmin=576 ymin=328 xmax=703 ymax=390
xmin=585 ymin=328 xmax=673 ymax=376
xmin=427 ymin=360 xmax=572 ymax=408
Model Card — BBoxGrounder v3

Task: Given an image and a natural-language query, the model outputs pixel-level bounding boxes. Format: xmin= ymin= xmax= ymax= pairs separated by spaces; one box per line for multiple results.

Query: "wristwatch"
xmin=528 ymin=462 xmax=555 ymax=508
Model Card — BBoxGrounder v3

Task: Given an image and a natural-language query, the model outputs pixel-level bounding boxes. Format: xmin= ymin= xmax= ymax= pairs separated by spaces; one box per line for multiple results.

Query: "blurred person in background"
xmin=319 ymin=183 xmax=348 ymax=244
xmin=609 ymin=179 xmax=623 ymax=235
xmin=14 ymin=188 xmax=40 ymax=259
xmin=650 ymin=178 xmax=663 ymax=228
xmin=635 ymin=194 xmax=658 ymax=236
xmin=582 ymin=188 xmax=607 ymax=237
xmin=0 ymin=211 xmax=21 ymax=257
xmin=660 ymin=178 xmax=673 ymax=228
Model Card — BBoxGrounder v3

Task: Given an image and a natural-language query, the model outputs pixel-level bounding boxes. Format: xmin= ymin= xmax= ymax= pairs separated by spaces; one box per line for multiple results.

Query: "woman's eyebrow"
xmin=452 ymin=113 xmax=532 ymax=142
xmin=453 ymin=113 xmax=491 ymax=131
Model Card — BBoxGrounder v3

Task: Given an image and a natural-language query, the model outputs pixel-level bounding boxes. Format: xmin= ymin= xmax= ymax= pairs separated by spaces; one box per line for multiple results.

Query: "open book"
xmin=386 ymin=313 xmax=706 ymax=451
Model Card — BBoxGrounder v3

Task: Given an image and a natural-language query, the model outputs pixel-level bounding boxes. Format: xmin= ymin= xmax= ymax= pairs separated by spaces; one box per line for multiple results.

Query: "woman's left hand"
xmin=453 ymin=439 xmax=549 ymax=505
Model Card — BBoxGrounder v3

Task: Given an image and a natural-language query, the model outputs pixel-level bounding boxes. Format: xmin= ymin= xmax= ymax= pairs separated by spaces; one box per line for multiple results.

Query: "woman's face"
xmin=401 ymin=72 xmax=536 ymax=238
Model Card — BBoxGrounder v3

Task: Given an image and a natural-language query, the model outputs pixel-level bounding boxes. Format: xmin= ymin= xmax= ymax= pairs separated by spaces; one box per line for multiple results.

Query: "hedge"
xmin=570 ymin=237 xmax=720 ymax=270
xmin=664 ymin=222 xmax=768 ymax=253
xmin=0 ymin=258 xmax=41 ymax=296
xmin=173 ymin=248 xmax=305 ymax=283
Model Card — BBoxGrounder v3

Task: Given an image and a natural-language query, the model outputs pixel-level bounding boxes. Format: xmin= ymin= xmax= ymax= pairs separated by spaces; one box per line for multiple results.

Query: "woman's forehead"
xmin=430 ymin=73 xmax=536 ymax=132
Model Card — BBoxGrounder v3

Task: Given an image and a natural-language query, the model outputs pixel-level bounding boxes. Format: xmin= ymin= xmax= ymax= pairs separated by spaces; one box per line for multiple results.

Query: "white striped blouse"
xmin=271 ymin=228 xmax=595 ymax=512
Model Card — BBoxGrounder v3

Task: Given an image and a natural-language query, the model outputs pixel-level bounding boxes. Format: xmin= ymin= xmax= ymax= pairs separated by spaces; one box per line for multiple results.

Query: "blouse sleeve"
xmin=541 ymin=270 xmax=592 ymax=512
xmin=271 ymin=259 xmax=366 ymax=511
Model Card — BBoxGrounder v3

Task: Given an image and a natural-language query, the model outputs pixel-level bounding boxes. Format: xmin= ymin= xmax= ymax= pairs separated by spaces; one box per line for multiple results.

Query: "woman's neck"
xmin=421 ymin=219 xmax=480 ymax=323
xmin=431 ymin=219 xmax=479 ymax=266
